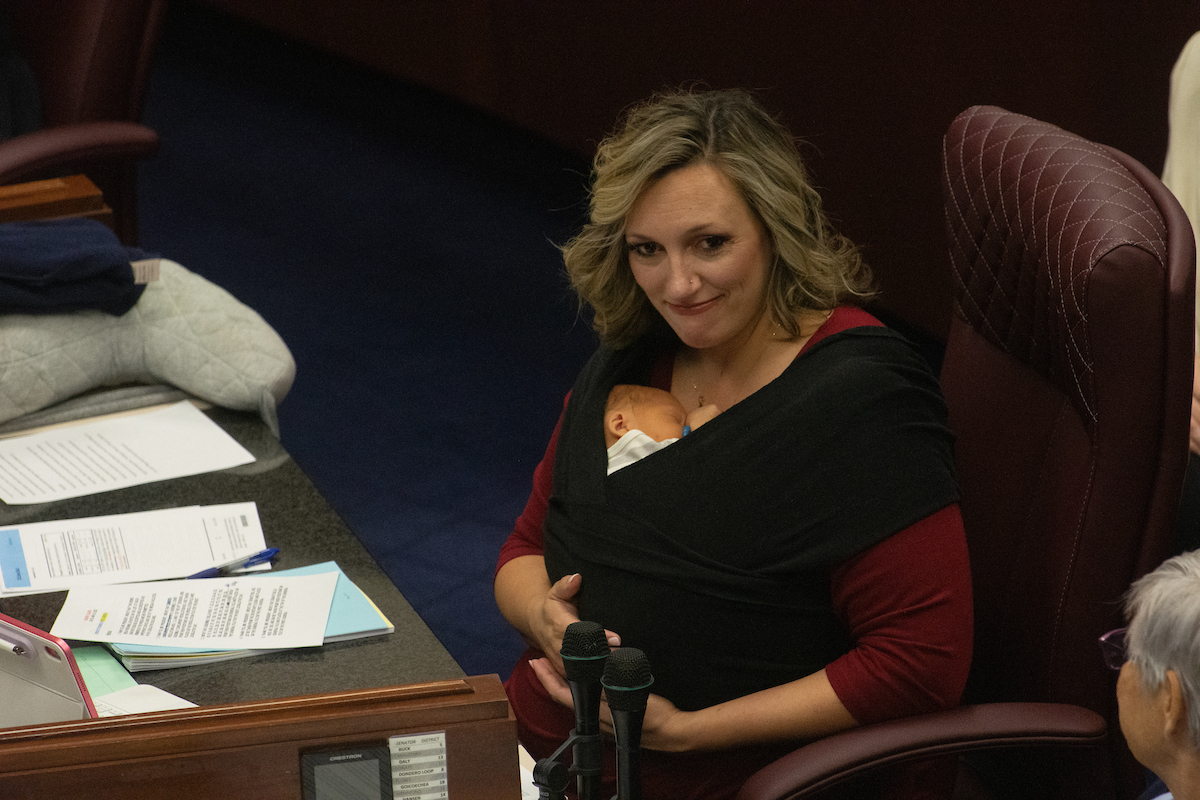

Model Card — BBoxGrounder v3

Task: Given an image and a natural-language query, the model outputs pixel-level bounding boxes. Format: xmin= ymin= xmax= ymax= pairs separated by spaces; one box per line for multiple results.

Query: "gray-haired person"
xmin=1101 ymin=550 xmax=1200 ymax=800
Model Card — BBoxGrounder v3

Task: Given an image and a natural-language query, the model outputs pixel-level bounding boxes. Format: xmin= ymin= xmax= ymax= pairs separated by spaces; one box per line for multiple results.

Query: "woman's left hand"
xmin=529 ymin=657 xmax=693 ymax=752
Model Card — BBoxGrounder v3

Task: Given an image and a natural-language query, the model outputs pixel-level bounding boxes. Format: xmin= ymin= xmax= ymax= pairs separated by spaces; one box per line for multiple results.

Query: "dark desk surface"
xmin=0 ymin=406 xmax=464 ymax=706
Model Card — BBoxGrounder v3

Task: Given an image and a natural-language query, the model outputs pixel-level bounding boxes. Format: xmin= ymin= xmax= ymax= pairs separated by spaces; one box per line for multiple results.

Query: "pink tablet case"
xmin=0 ymin=612 xmax=96 ymax=728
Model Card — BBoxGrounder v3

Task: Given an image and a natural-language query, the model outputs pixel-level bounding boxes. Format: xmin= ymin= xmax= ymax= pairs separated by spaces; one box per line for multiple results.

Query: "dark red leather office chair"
xmin=737 ymin=106 xmax=1195 ymax=799
xmin=0 ymin=0 xmax=166 ymax=244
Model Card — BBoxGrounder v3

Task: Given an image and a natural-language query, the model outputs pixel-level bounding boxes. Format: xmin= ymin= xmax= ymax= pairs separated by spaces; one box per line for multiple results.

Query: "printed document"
xmin=106 ymin=561 xmax=393 ymax=671
xmin=72 ymin=645 xmax=198 ymax=716
xmin=93 ymin=685 xmax=197 ymax=717
xmin=0 ymin=502 xmax=267 ymax=596
xmin=0 ymin=401 xmax=255 ymax=504
xmin=51 ymin=571 xmax=338 ymax=650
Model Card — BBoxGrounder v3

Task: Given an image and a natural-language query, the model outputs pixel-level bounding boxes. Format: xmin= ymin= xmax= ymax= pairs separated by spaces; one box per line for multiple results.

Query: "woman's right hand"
xmin=495 ymin=556 xmax=622 ymax=677
xmin=527 ymin=572 xmax=620 ymax=676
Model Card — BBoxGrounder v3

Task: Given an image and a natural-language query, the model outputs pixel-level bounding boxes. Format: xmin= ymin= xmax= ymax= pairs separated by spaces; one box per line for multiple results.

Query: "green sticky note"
xmin=72 ymin=645 xmax=138 ymax=697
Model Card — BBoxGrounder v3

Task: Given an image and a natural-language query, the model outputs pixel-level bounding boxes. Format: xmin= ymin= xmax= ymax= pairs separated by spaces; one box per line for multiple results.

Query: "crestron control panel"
xmin=301 ymin=731 xmax=448 ymax=800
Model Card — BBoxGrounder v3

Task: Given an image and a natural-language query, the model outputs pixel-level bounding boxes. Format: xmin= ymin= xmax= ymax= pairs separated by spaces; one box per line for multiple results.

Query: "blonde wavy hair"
xmin=563 ymin=88 xmax=873 ymax=349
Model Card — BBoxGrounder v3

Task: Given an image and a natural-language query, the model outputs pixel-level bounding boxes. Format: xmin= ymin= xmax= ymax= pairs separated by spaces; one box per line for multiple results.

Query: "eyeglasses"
xmin=1099 ymin=627 xmax=1128 ymax=671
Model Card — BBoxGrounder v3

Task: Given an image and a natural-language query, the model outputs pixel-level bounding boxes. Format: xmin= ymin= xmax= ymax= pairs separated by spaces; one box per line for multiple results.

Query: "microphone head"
xmin=601 ymin=647 xmax=653 ymax=712
xmin=561 ymin=621 xmax=610 ymax=683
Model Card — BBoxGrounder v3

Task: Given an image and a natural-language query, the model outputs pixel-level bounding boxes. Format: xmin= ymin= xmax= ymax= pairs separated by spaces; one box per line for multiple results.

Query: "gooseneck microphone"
xmin=560 ymin=620 xmax=610 ymax=800
xmin=601 ymin=647 xmax=653 ymax=800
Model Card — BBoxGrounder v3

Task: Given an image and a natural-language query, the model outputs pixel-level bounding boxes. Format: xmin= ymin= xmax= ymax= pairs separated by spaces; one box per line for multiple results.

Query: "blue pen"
xmin=187 ymin=548 xmax=279 ymax=579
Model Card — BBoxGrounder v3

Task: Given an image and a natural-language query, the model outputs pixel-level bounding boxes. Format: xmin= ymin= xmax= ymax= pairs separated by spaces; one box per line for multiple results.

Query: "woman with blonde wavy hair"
xmin=495 ymin=88 xmax=973 ymax=799
xmin=564 ymin=89 xmax=872 ymax=351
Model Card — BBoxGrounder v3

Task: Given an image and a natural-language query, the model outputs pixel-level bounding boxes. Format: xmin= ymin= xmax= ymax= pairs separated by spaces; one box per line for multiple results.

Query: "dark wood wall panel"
xmin=199 ymin=0 xmax=1200 ymax=338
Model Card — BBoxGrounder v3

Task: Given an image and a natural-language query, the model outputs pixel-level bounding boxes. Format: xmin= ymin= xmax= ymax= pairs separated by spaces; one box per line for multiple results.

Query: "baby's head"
xmin=604 ymin=384 xmax=687 ymax=448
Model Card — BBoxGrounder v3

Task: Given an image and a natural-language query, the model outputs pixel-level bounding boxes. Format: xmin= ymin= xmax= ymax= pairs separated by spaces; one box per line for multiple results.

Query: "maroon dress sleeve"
xmin=824 ymin=503 xmax=974 ymax=724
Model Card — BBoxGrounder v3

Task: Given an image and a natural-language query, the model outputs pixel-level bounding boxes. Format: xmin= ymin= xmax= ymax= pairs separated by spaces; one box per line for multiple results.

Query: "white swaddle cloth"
xmin=606 ymin=429 xmax=679 ymax=475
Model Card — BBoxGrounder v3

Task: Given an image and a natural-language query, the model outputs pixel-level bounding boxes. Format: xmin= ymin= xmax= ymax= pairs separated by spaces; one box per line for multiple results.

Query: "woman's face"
xmin=625 ymin=161 xmax=772 ymax=352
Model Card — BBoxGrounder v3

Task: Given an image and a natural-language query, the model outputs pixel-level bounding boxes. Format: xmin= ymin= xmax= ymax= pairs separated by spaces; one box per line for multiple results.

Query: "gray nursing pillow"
xmin=0 ymin=259 xmax=295 ymax=430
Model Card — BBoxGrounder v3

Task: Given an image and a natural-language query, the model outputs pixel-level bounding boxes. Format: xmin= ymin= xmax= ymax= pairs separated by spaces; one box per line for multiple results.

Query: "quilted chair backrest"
xmin=939 ymin=107 xmax=1193 ymax=732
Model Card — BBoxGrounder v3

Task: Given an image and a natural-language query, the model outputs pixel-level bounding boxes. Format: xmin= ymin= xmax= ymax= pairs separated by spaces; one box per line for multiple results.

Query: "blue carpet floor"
xmin=136 ymin=3 xmax=597 ymax=678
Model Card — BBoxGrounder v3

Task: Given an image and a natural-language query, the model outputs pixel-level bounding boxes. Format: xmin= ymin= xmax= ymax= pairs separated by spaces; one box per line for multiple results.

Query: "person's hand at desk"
xmin=528 ymin=654 xmax=855 ymax=753
xmin=495 ymin=564 xmax=620 ymax=679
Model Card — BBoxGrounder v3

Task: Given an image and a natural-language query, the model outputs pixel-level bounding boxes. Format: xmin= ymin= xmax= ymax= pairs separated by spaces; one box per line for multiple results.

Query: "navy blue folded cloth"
xmin=0 ymin=218 xmax=148 ymax=315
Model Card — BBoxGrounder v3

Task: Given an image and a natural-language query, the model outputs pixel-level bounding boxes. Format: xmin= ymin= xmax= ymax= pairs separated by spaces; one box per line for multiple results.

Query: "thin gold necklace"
xmin=690 ymin=323 xmax=782 ymax=408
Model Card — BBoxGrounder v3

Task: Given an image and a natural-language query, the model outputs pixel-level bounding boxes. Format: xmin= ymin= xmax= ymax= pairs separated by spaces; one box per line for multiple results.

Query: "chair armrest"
xmin=0 ymin=122 xmax=160 ymax=184
xmin=735 ymin=702 xmax=1107 ymax=800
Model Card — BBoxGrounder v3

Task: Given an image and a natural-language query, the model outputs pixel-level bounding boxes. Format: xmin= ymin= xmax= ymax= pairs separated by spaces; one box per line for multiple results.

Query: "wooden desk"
xmin=0 ymin=406 xmax=465 ymax=702
xmin=0 ymin=406 xmax=520 ymax=798
xmin=0 ymin=174 xmax=114 ymax=229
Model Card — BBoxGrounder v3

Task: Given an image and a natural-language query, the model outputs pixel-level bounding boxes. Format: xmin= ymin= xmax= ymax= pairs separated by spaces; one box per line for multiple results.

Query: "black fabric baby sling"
xmin=543 ymin=324 xmax=958 ymax=711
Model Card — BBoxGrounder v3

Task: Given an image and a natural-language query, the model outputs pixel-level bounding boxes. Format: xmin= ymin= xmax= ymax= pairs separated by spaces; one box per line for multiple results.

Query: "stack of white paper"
xmin=0 ymin=502 xmax=269 ymax=597
xmin=104 ymin=562 xmax=394 ymax=671
xmin=0 ymin=401 xmax=256 ymax=504
xmin=50 ymin=571 xmax=340 ymax=654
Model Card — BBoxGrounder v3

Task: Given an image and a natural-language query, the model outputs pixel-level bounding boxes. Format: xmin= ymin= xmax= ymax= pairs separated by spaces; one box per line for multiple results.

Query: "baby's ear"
xmin=607 ymin=410 xmax=631 ymax=437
